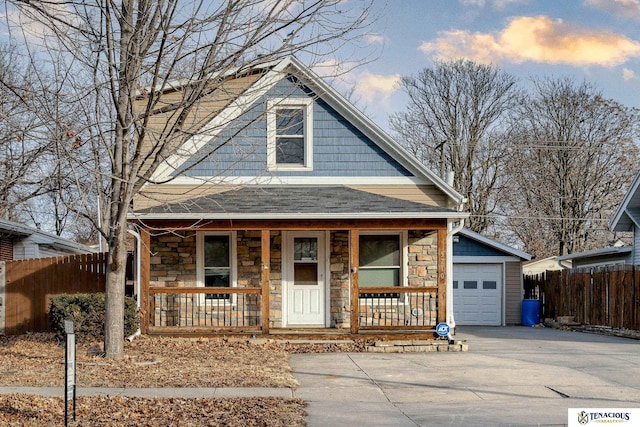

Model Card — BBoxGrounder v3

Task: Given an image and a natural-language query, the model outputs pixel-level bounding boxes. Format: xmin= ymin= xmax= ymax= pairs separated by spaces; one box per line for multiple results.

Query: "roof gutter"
xmin=128 ymin=211 xmax=470 ymax=221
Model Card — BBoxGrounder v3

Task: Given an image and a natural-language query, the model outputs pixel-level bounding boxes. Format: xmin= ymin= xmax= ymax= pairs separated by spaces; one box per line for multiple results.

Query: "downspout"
xmin=126 ymin=229 xmax=142 ymax=342
xmin=446 ymin=218 xmax=464 ymax=337
xmin=444 ymin=171 xmax=465 ymax=339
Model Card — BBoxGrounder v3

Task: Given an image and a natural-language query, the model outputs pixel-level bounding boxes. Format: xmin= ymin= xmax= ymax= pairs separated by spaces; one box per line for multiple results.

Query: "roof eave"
xmin=128 ymin=212 xmax=470 ymax=221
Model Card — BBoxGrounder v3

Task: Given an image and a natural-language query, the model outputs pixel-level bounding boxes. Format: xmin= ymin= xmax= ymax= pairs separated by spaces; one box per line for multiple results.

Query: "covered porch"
xmin=130 ymin=185 xmax=465 ymax=337
xmin=134 ymin=218 xmax=450 ymax=336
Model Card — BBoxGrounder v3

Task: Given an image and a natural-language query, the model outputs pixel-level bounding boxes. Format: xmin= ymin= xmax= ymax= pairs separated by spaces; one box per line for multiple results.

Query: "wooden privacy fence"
xmin=1 ymin=253 xmax=107 ymax=335
xmin=524 ymin=266 xmax=640 ymax=330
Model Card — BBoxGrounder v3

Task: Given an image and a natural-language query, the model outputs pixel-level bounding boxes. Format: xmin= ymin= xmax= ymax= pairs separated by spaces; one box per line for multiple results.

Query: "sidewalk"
xmin=0 ymin=386 xmax=293 ymax=398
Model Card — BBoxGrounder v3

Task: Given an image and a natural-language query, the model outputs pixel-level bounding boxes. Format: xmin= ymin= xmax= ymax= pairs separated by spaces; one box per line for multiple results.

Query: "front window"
xmin=197 ymin=232 xmax=235 ymax=300
xmin=204 ymin=235 xmax=230 ymax=299
xmin=267 ymin=98 xmax=313 ymax=171
xmin=359 ymin=233 xmax=404 ymax=297
xmin=359 ymin=234 xmax=400 ymax=287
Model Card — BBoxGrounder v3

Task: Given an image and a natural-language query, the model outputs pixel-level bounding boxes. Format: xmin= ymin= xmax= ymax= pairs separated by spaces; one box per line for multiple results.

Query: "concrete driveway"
xmin=290 ymin=326 xmax=640 ymax=426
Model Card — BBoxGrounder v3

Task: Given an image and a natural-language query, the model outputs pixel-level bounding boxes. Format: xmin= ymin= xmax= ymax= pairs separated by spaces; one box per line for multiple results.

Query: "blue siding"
xmin=175 ymin=77 xmax=412 ymax=177
xmin=453 ymin=235 xmax=506 ymax=257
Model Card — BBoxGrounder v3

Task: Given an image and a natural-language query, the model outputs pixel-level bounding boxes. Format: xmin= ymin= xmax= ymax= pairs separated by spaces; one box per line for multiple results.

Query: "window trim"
xmin=267 ymin=97 xmax=313 ymax=171
xmin=196 ymin=231 xmax=237 ymax=304
xmin=358 ymin=231 xmax=408 ymax=301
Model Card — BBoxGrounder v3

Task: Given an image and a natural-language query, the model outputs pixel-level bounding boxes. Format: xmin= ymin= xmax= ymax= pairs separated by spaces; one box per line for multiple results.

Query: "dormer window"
xmin=267 ymin=98 xmax=313 ymax=171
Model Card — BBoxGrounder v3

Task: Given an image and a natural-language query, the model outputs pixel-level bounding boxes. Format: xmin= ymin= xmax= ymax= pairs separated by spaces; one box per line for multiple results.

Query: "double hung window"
xmin=359 ymin=233 xmax=404 ymax=298
xmin=267 ymin=98 xmax=313 ymax=171
xmin=197 ymin=232 xmax=235 ymax=300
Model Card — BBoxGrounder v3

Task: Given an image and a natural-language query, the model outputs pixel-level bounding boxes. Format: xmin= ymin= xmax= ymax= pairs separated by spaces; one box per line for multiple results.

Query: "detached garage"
xmin=453 ymin=229 xmax=531 ymax=326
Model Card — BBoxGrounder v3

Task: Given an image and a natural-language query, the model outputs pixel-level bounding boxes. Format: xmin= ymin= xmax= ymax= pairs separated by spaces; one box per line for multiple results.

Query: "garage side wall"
xmin=505 ymin=261 xmax=522 ymax=325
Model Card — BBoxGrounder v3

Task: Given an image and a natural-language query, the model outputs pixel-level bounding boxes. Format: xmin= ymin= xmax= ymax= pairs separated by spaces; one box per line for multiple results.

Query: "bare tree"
xmin=5 ymin=0 xmax=373 ymax=358
xmin=0 ymin=43 xmax=53 ymax=222
xmin=389 ymin=59 xmax=519 ymax=233
xmin=504 ymin=77 xmax=640 ymax=257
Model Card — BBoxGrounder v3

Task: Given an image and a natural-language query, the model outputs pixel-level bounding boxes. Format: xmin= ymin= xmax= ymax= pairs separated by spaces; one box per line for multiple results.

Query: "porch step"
xmin=366 ymin=339 xmax=468 ymax=353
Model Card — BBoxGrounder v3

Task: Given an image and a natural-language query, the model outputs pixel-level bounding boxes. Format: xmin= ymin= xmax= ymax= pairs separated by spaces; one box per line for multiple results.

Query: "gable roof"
xmin=611 ymin=169 xmax=640 ymax=232
xmin=132 ymin=185 xmax=468 ymax=220
xmin=146 ymin=56 xmax=464 ymax=206
xmin=456 ymin=228 xmax=531 ymax=260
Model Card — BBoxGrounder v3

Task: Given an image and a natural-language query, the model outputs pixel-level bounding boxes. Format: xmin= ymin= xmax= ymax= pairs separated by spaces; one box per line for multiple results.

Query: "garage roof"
xmin=456 ymin=228 xmax=531 ymax=260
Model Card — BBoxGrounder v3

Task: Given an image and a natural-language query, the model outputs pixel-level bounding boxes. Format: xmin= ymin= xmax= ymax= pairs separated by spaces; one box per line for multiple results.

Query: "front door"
xmin=284 ymin=231 xmax=326 ymax=326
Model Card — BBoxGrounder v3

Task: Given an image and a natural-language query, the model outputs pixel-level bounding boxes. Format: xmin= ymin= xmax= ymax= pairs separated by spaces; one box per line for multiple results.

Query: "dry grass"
xmin=0 ymin=333 xmax=306 ymax=426
xmin=0 ymin=333 xmax=297 ymax=388
xmin=1 ymin=394 xmax=306 ymax=426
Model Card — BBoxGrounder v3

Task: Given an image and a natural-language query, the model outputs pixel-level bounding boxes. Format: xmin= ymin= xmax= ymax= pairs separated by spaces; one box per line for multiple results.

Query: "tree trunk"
xmin=104 ymin=223 xmax=128 ymax=359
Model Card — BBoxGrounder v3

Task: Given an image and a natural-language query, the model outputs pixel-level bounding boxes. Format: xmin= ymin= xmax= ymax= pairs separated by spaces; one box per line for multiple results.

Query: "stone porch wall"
xmin=330 ymin=231 xmax=350 ymax=328
xmin=149 ymin=231 xmax=197 ymax=287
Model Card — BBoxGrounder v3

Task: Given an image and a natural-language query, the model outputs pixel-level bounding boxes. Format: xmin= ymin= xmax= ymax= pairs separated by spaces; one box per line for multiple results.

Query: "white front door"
xmin=284 ymin=231 xmax=326 ymax=326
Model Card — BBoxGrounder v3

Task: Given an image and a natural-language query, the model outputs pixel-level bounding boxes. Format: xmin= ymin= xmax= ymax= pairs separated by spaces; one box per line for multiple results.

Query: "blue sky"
xmin=340 ymin=0 xmax=640 ymax=130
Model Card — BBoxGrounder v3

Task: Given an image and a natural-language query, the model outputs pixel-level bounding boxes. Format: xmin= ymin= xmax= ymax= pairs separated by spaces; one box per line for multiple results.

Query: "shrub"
xmin=49 ymin=293 xmax=139 ymax=342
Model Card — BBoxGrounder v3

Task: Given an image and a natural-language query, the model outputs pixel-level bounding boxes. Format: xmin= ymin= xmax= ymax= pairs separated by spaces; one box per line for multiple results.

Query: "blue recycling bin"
xmin=521 ymin=299 xmax=540 ymax=326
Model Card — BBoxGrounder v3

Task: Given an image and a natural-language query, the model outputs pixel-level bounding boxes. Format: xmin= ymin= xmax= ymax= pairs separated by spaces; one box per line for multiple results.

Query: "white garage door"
xmin=453 ymin=264 xmax=502 ymax=326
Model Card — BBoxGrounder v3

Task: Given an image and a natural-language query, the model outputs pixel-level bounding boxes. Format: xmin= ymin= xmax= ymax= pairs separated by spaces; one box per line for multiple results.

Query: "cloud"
xmin=584 ymin=0 xmax=640 ymax=20
xmin=419 ymin=15 xmax=640 ymax=67
xmin=313 ymin=60 xmax=400 ymax=104
xmin=354 ymin=72 xmax=401 ymax=103
xmin=623 ymin=68 xmax=637 ymax=80
xmin=460 ymin=0 xmax=529 ymax=9
xmin=364 ymin=33 xmax=385 ymax=45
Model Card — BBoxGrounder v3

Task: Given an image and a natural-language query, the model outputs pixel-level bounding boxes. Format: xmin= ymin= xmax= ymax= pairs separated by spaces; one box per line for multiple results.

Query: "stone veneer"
xmin=149 ymin=231 xmax=197 ymax=287
xmin=407 ymin=230 xmax=438 ymax=287
xmin=330 ymin=231 xmax=350 ymax=328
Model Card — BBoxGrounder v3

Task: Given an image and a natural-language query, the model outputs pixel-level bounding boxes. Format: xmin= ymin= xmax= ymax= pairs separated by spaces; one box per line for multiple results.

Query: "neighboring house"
xmin=523 ymin=256 xmax=571 ymax=276
xmin=0 ymin=219 xmax=94 ymax=261
xmin=453 ymin=228 xmax=531 ymax=326
xmin=611 ymin=169 xmax=640 ymax=265
xmin=129 ymin=56 xmax=468 ymax=335
xmin=557 ymin=246 xmax=632 ymax=270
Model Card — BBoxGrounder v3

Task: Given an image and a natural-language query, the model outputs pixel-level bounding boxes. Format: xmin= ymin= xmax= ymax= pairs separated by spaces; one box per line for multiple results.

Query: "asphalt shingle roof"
xmin=135 ymin=186 xmax=457 ymax=217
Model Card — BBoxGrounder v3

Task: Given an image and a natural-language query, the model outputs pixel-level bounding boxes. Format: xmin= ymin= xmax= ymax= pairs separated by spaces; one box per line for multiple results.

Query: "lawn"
xmin=0 ymin=333 xmax=310 ymax=426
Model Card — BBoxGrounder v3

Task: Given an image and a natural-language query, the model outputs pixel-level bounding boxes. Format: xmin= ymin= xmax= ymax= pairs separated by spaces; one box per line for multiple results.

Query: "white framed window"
xmin=358 ymin=231 xmax=407 ymax=299
xmin=196 ymin=231 xmax=237 ymax=301
xmin=267 ymin=98 xmax=313 ymax=171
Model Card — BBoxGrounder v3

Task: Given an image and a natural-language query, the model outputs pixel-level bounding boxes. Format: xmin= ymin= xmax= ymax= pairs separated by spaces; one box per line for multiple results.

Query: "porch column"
xmin=261 ymin=229 xmax=270 ymax=334
xmin=350 ymin=229 xmax=359 ymax=334
xmin=140 ymin=229 xmax=150 ymax=334
xmin=437 ymin=228 xmax=447 ymax=324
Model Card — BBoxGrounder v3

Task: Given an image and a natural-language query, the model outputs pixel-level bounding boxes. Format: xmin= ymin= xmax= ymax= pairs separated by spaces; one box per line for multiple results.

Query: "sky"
xmin=340 ymin=0 xmax=640 ymax=131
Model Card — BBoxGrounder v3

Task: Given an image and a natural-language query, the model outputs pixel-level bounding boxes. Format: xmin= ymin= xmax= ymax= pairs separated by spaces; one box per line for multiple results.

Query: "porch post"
xmin=349 ymin=229 xmax=359 ymax=334
xmin=140 ymin=229 xmax=150 ymax=334
xmin=261 ymin=229 xmax=270 ymax=334
xmin=437 ymin=227 xmax=447 ymax=324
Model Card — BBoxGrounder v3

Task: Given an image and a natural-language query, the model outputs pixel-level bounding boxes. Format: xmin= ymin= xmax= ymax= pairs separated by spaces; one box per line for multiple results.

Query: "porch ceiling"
xmin=131 ymin=185 xmax=466 ymax=220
